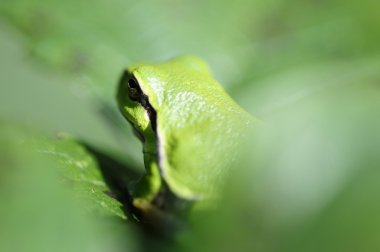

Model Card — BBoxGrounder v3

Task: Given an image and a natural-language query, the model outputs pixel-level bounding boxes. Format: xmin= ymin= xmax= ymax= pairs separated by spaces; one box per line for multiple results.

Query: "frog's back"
xmin=146 ymin=56 xmax=254 ymax=200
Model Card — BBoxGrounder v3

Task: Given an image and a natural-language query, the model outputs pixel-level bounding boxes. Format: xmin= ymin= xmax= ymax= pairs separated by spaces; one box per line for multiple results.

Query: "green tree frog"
xmin=117 ymin=56 xmax=254 ymax=214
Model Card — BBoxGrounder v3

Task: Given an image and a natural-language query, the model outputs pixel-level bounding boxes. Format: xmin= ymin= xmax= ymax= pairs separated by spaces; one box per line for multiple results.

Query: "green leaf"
xmin=0 ymin=123 xmax=135 ymax=252
xmin=37 ymin=133 xmax=127 ymax=219
xmin=0 ymin=123 xmax=126 ymax=218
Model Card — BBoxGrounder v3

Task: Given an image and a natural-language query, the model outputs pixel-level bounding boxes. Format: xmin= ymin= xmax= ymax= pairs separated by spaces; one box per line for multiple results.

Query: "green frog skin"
xmin=117 ymin=55 xmax=254 ymax=211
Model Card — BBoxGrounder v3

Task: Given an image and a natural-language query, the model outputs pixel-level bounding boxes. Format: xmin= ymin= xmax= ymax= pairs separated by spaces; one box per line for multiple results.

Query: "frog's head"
xmin=117 ymin=55 xmax=213 ymax=152
xmin=117 ymin=65 xmax=158 ymax=148
xmin=118 ymin=56 xmax=211 ymax=133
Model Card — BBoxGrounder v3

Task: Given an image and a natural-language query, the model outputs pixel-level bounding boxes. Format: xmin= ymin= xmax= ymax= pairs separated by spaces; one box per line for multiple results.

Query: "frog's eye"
xmin=127 ymin=78 xmax=142 ymax=101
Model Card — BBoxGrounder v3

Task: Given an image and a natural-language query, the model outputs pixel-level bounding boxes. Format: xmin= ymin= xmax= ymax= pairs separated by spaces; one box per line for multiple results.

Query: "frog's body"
xmin=117 ymin=56 xmax=254 ymax=208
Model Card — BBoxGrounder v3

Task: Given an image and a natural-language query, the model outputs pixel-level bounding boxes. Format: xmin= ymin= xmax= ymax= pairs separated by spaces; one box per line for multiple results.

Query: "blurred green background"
xmin=0 ymin=0 xmax=379 ymax=251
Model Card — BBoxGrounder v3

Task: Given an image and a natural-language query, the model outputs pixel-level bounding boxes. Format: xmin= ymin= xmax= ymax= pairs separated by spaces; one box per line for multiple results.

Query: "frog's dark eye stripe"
xmin=127 ymin=77 xmax=143 ymax=101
